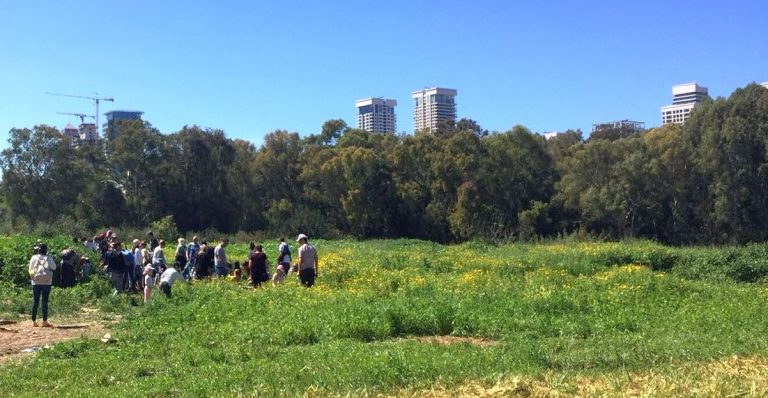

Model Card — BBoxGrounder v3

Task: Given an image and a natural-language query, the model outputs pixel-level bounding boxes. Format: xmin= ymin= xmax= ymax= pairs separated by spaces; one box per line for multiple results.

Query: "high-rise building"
xmin=355 ymin=97 xmax=397 ymax=133
xmin=412 ymin=87 xmax=457 ymax=132
xmin=660 ymin=83 xmax=709 ymax=125
xmin=104 ymin=110 xmax=143 ymax=140
xmin=62 ymin=123 xmax=79 ymax=146
xmin=79 ymin=123 xmax=98 ymax=144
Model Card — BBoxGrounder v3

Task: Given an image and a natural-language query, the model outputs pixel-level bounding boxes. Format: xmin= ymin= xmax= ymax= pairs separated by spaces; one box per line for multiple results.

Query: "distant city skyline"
xmin=2 ymin=1 xmax=767 ymax=147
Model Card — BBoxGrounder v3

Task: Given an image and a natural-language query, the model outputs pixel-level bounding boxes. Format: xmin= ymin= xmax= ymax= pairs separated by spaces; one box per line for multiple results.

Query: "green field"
xmin=2 ymin=238 xmax=768 ymax=397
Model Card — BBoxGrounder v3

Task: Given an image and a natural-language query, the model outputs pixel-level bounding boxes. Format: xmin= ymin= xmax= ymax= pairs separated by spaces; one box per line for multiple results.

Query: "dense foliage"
xmin=2 ymin=84 xmax=767 ymax=244
xmin=2 ymin=239 xmax=768 ymax=396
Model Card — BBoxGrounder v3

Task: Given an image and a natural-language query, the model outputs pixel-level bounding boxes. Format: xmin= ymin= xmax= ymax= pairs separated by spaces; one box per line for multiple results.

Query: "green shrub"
xmin=148 ymin=215 xmax=180 ymax=242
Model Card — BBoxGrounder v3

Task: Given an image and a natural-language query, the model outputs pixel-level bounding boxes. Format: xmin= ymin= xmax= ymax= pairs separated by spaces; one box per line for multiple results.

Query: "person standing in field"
xmin=106 ymin=242 xmax=128 ymax=295
xmin=143 ymin=261 xmax=154 ymax=303
xmin=249 ymin=244 xmax=269 ymax=287
xmin=185 ymin=236 xmax=200 ymax=280
xmin=295 ymin=234 xmax=318 ymax=287
xmin=58 ymin=246 xmax=79 ymax=288
xmin=139 ymin=241 xmax=150 ymax=271
xmin=121 ymin=246 xmax=136 ymax=292
xmin=28 ymin=243 xmax=57 ymax=327
xmin=78 ymin=256 xmax=92 ymax=281
xmin=214 ymin=239 xmax=229 ymax=277
xmin=147 ymin=231 xmax=159 ymax=252
xmin=195 ymin=241 xmax=213 ymax=279
xmin=132 ymin=239 xmax=144 ymax=291
xmin=175 ymin=238 xmax=187 ymax=267
xmin=152 ymin=240 xmax=168 ymax=284
xmin=97 ymin=233 xmax=109 ymax=265
xmin=277 ymin=237 xmax=291 ymax=273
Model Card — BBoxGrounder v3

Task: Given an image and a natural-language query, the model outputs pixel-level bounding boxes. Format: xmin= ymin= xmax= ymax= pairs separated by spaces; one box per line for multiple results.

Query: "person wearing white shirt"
xmin=295 ymin=234 xmax=318 ymax=287
xmin=159 ymin=263 xmax=184 ymax=298
xmin=132 ymin=239 xmax=144 ymax=290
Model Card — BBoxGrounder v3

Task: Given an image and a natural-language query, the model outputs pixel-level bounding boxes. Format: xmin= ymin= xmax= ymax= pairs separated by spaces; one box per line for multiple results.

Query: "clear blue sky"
xmin=1 ymin=0 xmax=766 ymax=146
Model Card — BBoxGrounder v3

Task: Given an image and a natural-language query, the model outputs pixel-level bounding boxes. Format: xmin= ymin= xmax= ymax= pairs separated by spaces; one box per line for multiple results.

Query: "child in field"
xmin=143 ymin=262 xmax=154 ymax=303
xmin=229 ymin=262 xmax=242 ymax=282
xmin=78 ymin=256 xmax=92 ymax=281
xmin=272 ymin=262 xmax=285 ymax=286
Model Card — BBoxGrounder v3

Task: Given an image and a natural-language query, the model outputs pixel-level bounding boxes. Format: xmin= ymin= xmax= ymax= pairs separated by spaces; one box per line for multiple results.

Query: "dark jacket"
xmin=249 ymin=251 xmax=269 ymax=284
xmin=106 ymin=249 xmax=127 ymax=274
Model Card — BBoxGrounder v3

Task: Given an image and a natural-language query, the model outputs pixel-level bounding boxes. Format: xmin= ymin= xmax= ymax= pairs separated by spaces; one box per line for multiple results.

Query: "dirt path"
xmin=0 ymin=317 xmax=108 ymax=364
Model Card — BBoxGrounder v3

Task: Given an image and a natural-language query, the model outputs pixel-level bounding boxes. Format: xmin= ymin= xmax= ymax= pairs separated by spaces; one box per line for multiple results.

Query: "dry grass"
xmin=410 ymin=336 xmax=499 ymax=347
xmin=313 ymin=356 xmax=768 ymax=398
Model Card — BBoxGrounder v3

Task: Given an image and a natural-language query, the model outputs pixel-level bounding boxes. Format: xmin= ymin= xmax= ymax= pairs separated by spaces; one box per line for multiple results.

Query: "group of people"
xmin=27 ymin=230 xmax=319 ymax=327
xmin=234 ymin=234 xmax=318 ymax=287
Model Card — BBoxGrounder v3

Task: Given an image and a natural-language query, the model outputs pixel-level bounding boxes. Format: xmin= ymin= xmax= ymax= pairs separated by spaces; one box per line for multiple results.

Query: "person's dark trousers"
xmin=31 ymin=284 xmax=52 ymax=321
xmin=135 ymin=266 xmax=144 ymax=290
xmin=160 ymin=282 xmax=172 ymax=298
xmin=298 ymin=268 xmax=315 ymax=287
xmin=110 ymin=272 xmax=125 ymax=294
xmin=182 ymin=260 xmax=194 ymax=280
xmin=124 ymin=269 xmax=134 ymax=292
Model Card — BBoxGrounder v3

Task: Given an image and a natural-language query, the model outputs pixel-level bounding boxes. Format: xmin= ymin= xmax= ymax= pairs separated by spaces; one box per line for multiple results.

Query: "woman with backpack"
xmin=277 ymin=237 xmax=291 ymax=274
xmin=28 ymin=243 xmax=57 ymax=327
xmin=174 ymin=238 xmax=187 ymax=269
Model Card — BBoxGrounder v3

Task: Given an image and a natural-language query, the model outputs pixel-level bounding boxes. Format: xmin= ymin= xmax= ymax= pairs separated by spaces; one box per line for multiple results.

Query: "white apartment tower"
xmin=661 ymin=83 xmax=709 ymax=125
xmin=355 ymin=97 xmax=397 ymax=133
xmin=412 ymin=87 xmax=457 ymax=132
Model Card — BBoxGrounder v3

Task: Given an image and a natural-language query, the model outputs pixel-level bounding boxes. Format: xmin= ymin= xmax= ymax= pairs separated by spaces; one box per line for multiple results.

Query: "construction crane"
xmin=56 ymin=112 xmax=95 ymax=124
xmin=46 ymin=92 xmax=114 ymax=134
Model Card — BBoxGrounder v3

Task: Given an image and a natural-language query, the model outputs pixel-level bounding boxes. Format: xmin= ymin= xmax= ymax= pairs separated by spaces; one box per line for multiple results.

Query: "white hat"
xmin=296 ymin=233 xmax=308 ymax=242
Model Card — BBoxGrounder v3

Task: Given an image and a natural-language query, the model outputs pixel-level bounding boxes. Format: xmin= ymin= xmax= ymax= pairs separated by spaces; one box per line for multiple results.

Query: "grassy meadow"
xmin=1 ymin=238 xmax=768 ymax=396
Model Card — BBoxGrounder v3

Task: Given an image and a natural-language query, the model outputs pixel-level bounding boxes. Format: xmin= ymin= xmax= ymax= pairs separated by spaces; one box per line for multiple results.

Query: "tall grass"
xmin=1 ymin=239 xmax=768 ymax=396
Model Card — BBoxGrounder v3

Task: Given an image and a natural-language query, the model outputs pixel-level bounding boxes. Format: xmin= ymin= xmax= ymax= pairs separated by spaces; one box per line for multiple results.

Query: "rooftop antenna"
xmin=46 ymin=92 xmax=114 ymax=135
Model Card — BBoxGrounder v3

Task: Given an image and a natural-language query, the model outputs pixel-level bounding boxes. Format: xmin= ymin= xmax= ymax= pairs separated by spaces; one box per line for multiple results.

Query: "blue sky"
xmin=1 ymin=0 xmax=766 ymax=146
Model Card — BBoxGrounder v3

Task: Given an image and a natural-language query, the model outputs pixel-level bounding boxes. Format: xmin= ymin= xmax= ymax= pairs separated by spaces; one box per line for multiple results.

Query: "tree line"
xmin=1 ymin=83 xmax=767 ymax=244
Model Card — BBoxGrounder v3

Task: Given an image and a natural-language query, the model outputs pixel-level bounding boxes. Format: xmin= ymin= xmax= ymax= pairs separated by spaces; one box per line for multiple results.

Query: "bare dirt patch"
xmin=411 ymin=335 xmax=498 ymax=347
xmin=0 ymin=312 xmax=113 ymax=364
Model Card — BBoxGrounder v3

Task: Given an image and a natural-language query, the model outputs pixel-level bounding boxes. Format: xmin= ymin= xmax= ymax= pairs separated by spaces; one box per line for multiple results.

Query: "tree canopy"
xmin=2 ymin=84 xmax=767 ymax=244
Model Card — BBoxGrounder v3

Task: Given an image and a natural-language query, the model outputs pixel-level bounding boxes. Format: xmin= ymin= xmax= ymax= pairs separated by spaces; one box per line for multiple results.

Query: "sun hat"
xmin=296 ymin=233 xmax=308 ymax=242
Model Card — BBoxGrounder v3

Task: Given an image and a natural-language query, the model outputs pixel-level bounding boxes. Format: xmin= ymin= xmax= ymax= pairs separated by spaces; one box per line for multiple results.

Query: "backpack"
xmin=123 ymin=250 xmax=134 ymax=266
xmin=279 ymin=243 xmax=291 ymax=263
xmin=176 ymin=244 xmax=187 ymax=257
xmin=31 ymin=256 xmax=51 ymax=283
